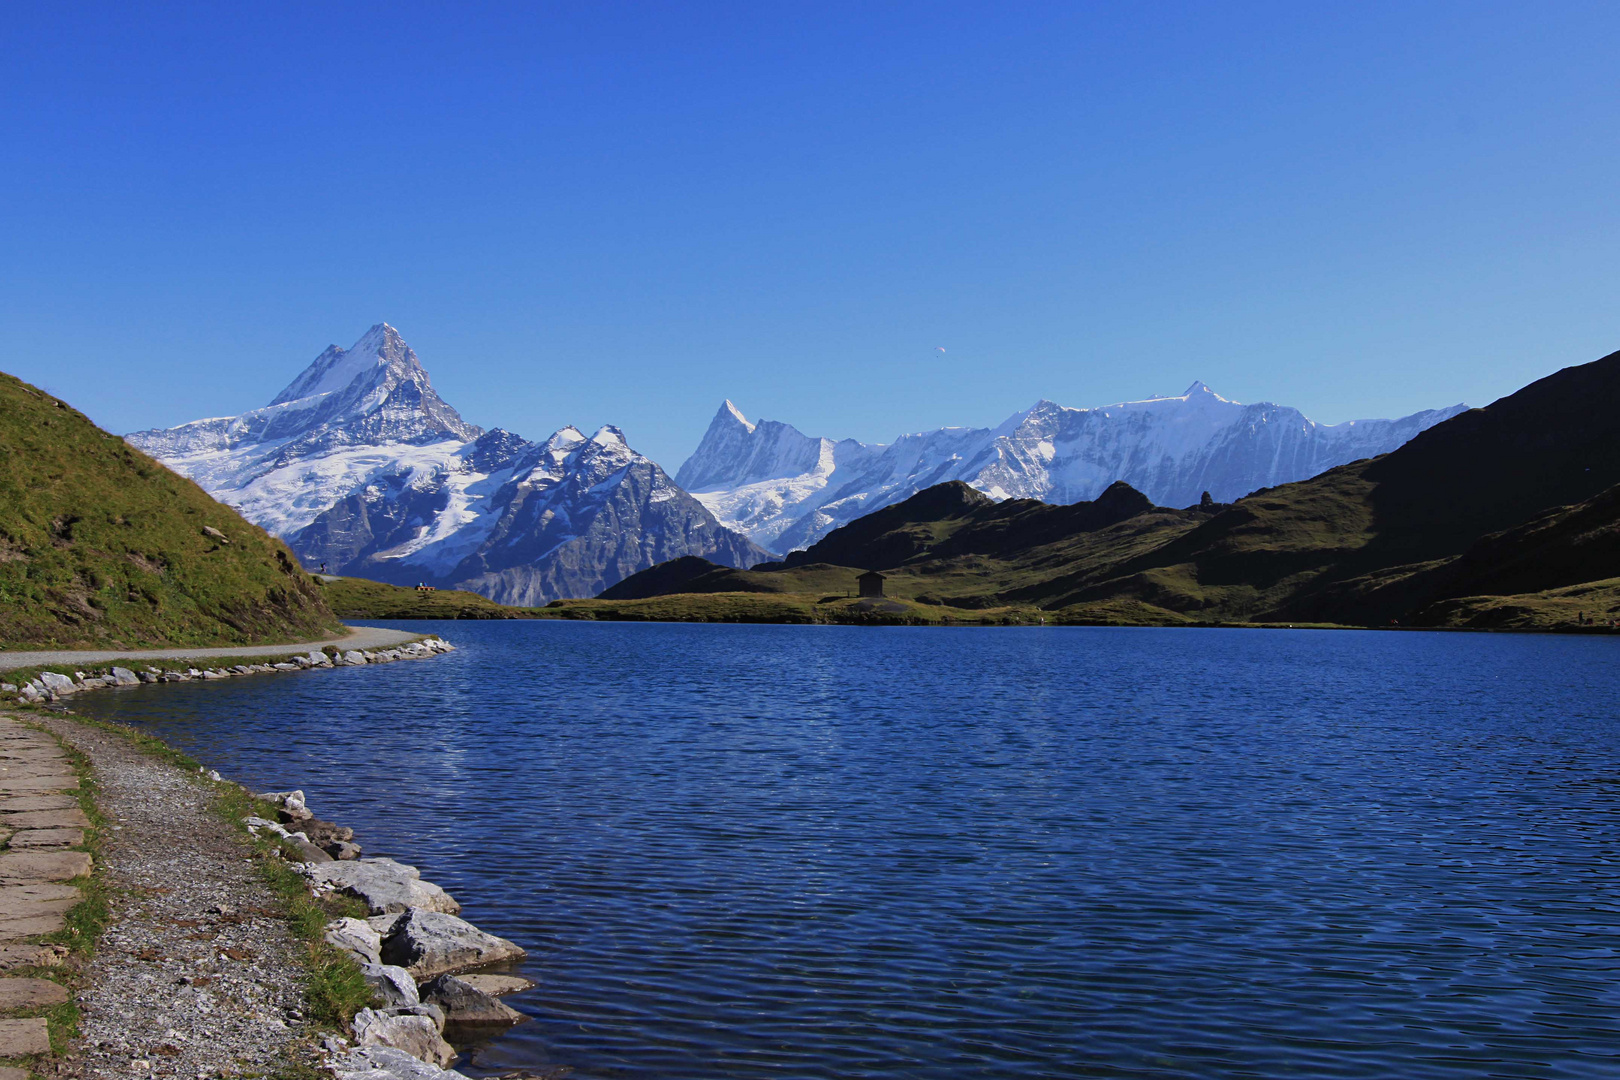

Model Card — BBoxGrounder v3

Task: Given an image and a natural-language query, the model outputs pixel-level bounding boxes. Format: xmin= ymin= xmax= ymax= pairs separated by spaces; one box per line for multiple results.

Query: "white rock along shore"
xmin=2 ymin=635 xmax=457 ymax=706
xmin=0 ymin=634 xmax=544 ymax=1079
xmin=0 ymin=625 xmax=426 ymax=675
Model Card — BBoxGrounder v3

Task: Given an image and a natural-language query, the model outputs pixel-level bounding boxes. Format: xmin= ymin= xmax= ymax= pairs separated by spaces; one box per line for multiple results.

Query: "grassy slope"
xmin=0 ymin=371 xmax=340 ymax=649
xmin=315 ymin=575 xmax=545 ymax=619
xmin=1416 ymin=577 xmax=1620 ymax=630
xmin=544 ymin=591 xmax=1047 ymax=625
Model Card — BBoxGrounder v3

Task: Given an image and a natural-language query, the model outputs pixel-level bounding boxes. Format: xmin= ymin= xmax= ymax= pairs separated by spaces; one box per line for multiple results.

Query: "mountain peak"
xmin=1180 ymin=381 xmax=1236 ymax=406
xmin=271 ymin=322 xmax=418 ymax=407
xmin=717 ymin=399 xmax=755 ymax=433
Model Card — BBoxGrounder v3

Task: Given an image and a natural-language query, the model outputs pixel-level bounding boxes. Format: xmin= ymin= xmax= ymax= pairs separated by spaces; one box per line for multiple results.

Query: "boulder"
xmin=387 ymin=1001 xmax=446 ymax=1031
xmin=244 ymin=816 xmax=291 ymax=840
xmin=376 ymin=909 xmax=526 ymax=980
xmin=109 ymin=667 xmax=139 ymax=686
xmin=351 ymin=1007 xmax=455 ymax=1068
xmin=343 ymin=651 xmax=368 ymax=665
xmin=302 ymin=818 xmax=355 ymax=845
xmin=257 ymin=789 xmax=314 ymax=819
xmin=289 ymin=837 xmax=335 ymax=863
xmin=329 ymin=1045 xmax=469 ymax=1080
xmin=325 ymin=917 xmax=383 ymax=966
xmin=456 ymin=973 xmax=535 ymax=997
xmin=301 ymin=859 xmax=460 ymax=916
xmin=36 ymin=673 xmax=74 ymax=696
xmin=358 ymin=963 xmax=420 ymax=1008
xmin=420 ymin=974 xmax=524 ymax=1031
xmin=367 ymin=913 xmax=401 ymax=936
xmin=307 ymin=650 xmax=334 ymax=667
xmin=325 ymin=840 xmax=364 ymax=861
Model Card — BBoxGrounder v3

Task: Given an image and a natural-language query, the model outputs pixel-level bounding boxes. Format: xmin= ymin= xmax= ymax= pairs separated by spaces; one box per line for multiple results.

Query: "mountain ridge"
xmin=590 ymin=347 xmax=1620 ymax=631
xmin=128 ymin=325 xmax=770 ymax=604
xmin=677 ymin=386 xmax=1467 ymax=553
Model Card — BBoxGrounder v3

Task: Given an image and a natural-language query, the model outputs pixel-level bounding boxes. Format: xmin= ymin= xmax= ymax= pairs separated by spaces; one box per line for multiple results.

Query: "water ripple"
xmin=70 ymin=623 xmax=1620 ymax=1080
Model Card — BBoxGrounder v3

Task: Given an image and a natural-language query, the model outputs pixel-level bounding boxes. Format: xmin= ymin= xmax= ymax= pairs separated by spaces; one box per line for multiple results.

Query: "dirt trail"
xmin=30 ymin=714 xmax=321 ymax=1078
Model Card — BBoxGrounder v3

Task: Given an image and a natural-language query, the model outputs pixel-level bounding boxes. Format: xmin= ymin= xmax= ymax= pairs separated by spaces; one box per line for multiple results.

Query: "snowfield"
xmin=677 ymin=384 xmax=1468 ymax=552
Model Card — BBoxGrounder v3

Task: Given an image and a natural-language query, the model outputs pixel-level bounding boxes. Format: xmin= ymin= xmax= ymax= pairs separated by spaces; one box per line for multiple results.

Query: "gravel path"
xmin=31 ymin=714 xmax=321 ymax=1079
xmin=0 ymin=626 xmax=422 ymax=673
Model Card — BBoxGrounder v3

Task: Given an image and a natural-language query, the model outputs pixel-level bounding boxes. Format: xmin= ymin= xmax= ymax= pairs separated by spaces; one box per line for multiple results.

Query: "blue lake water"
xmin=68 ymin=621 xmax=1620 ymax=1079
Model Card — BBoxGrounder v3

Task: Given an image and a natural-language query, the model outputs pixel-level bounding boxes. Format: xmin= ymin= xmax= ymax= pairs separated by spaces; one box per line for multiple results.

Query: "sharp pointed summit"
xmin=126 ymin=326 xmax=769 ymax=604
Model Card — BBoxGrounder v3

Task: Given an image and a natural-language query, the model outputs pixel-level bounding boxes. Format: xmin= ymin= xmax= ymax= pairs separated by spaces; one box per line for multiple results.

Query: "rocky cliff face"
xmin=128 ymin=325 xmax=769 ymax=603
xmin=293 ymin=425 xmax=769 ymax=606
xmin=678 ymin=384 xmax=1468 ymax=553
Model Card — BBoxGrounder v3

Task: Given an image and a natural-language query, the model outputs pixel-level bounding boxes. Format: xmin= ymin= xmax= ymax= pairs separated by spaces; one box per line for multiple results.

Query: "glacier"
xmin=676 ymin=384 xmax=1470 ymax=553
xmin=127 ymin=324 xmax=770 ymax=604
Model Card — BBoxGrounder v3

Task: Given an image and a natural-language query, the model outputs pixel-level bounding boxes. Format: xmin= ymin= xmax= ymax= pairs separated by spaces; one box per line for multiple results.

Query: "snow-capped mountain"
xmin=677 ymin=384 xmax=1470 ymax=553
xmin=128 ymin=325 xmax=769 ymax=603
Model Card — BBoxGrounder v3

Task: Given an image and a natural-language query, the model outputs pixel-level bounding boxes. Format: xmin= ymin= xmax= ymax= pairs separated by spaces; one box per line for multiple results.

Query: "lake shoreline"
xmin=57 ymin=619 xmax=1620 ymax=1079
xmin=17 ymin=634 xmax=536 ymax=1079
xmin=0 ymin=633 xmax=455 ymax=707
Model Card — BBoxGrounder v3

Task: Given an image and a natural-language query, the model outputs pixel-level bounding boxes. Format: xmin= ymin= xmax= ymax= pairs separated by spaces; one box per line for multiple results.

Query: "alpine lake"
xmin=68 ymin=621 xmax=1620 ymax=1079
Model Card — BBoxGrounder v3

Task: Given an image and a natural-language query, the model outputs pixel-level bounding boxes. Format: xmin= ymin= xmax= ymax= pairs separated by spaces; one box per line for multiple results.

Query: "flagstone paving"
xmin=0 ymin=717 xmax=85 ymax=1065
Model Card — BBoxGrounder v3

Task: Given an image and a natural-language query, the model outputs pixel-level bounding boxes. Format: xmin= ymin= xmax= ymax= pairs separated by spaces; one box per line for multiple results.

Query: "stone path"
xmin=0 ymin=716 xmax=89 ymax=1077
xmin=0 ymin=625 xmax=423 ymax=674
xmin=23 ymin=713 xmax=323 ymax=1079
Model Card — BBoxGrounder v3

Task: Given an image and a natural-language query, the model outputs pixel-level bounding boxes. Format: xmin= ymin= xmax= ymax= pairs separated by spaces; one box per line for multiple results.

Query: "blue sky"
xmin=3 ymin=2 xmax=1618 ymax=470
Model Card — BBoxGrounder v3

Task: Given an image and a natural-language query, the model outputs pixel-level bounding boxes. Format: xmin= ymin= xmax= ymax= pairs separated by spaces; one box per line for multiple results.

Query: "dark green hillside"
xmin=594 ymin=481 xmax=1206 ymax=619
xmin=1416 ymin=483 xmax=1620 ymax=602
xmin=0 ymin=371 xmax=341 ymax=648
xmin=316 ymin=575 xmax=545 ymax=619
xmin=780 ymin=480 xmax=1159 ymax=571
xmin=1075 ymin=347 xmax=1620 ymax=624
xmin=597 ymin=555 xmax=736 ymax=600
xmin=601 ymin=558 xmax=869 ymax=601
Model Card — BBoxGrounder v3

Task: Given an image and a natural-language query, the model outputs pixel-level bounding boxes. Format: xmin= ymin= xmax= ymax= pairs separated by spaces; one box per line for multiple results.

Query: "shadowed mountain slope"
xmin=1078 ymin=347 xmax=1620 ymax=623
xmin=779 ymin=480 xmax=1158 ymax=572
